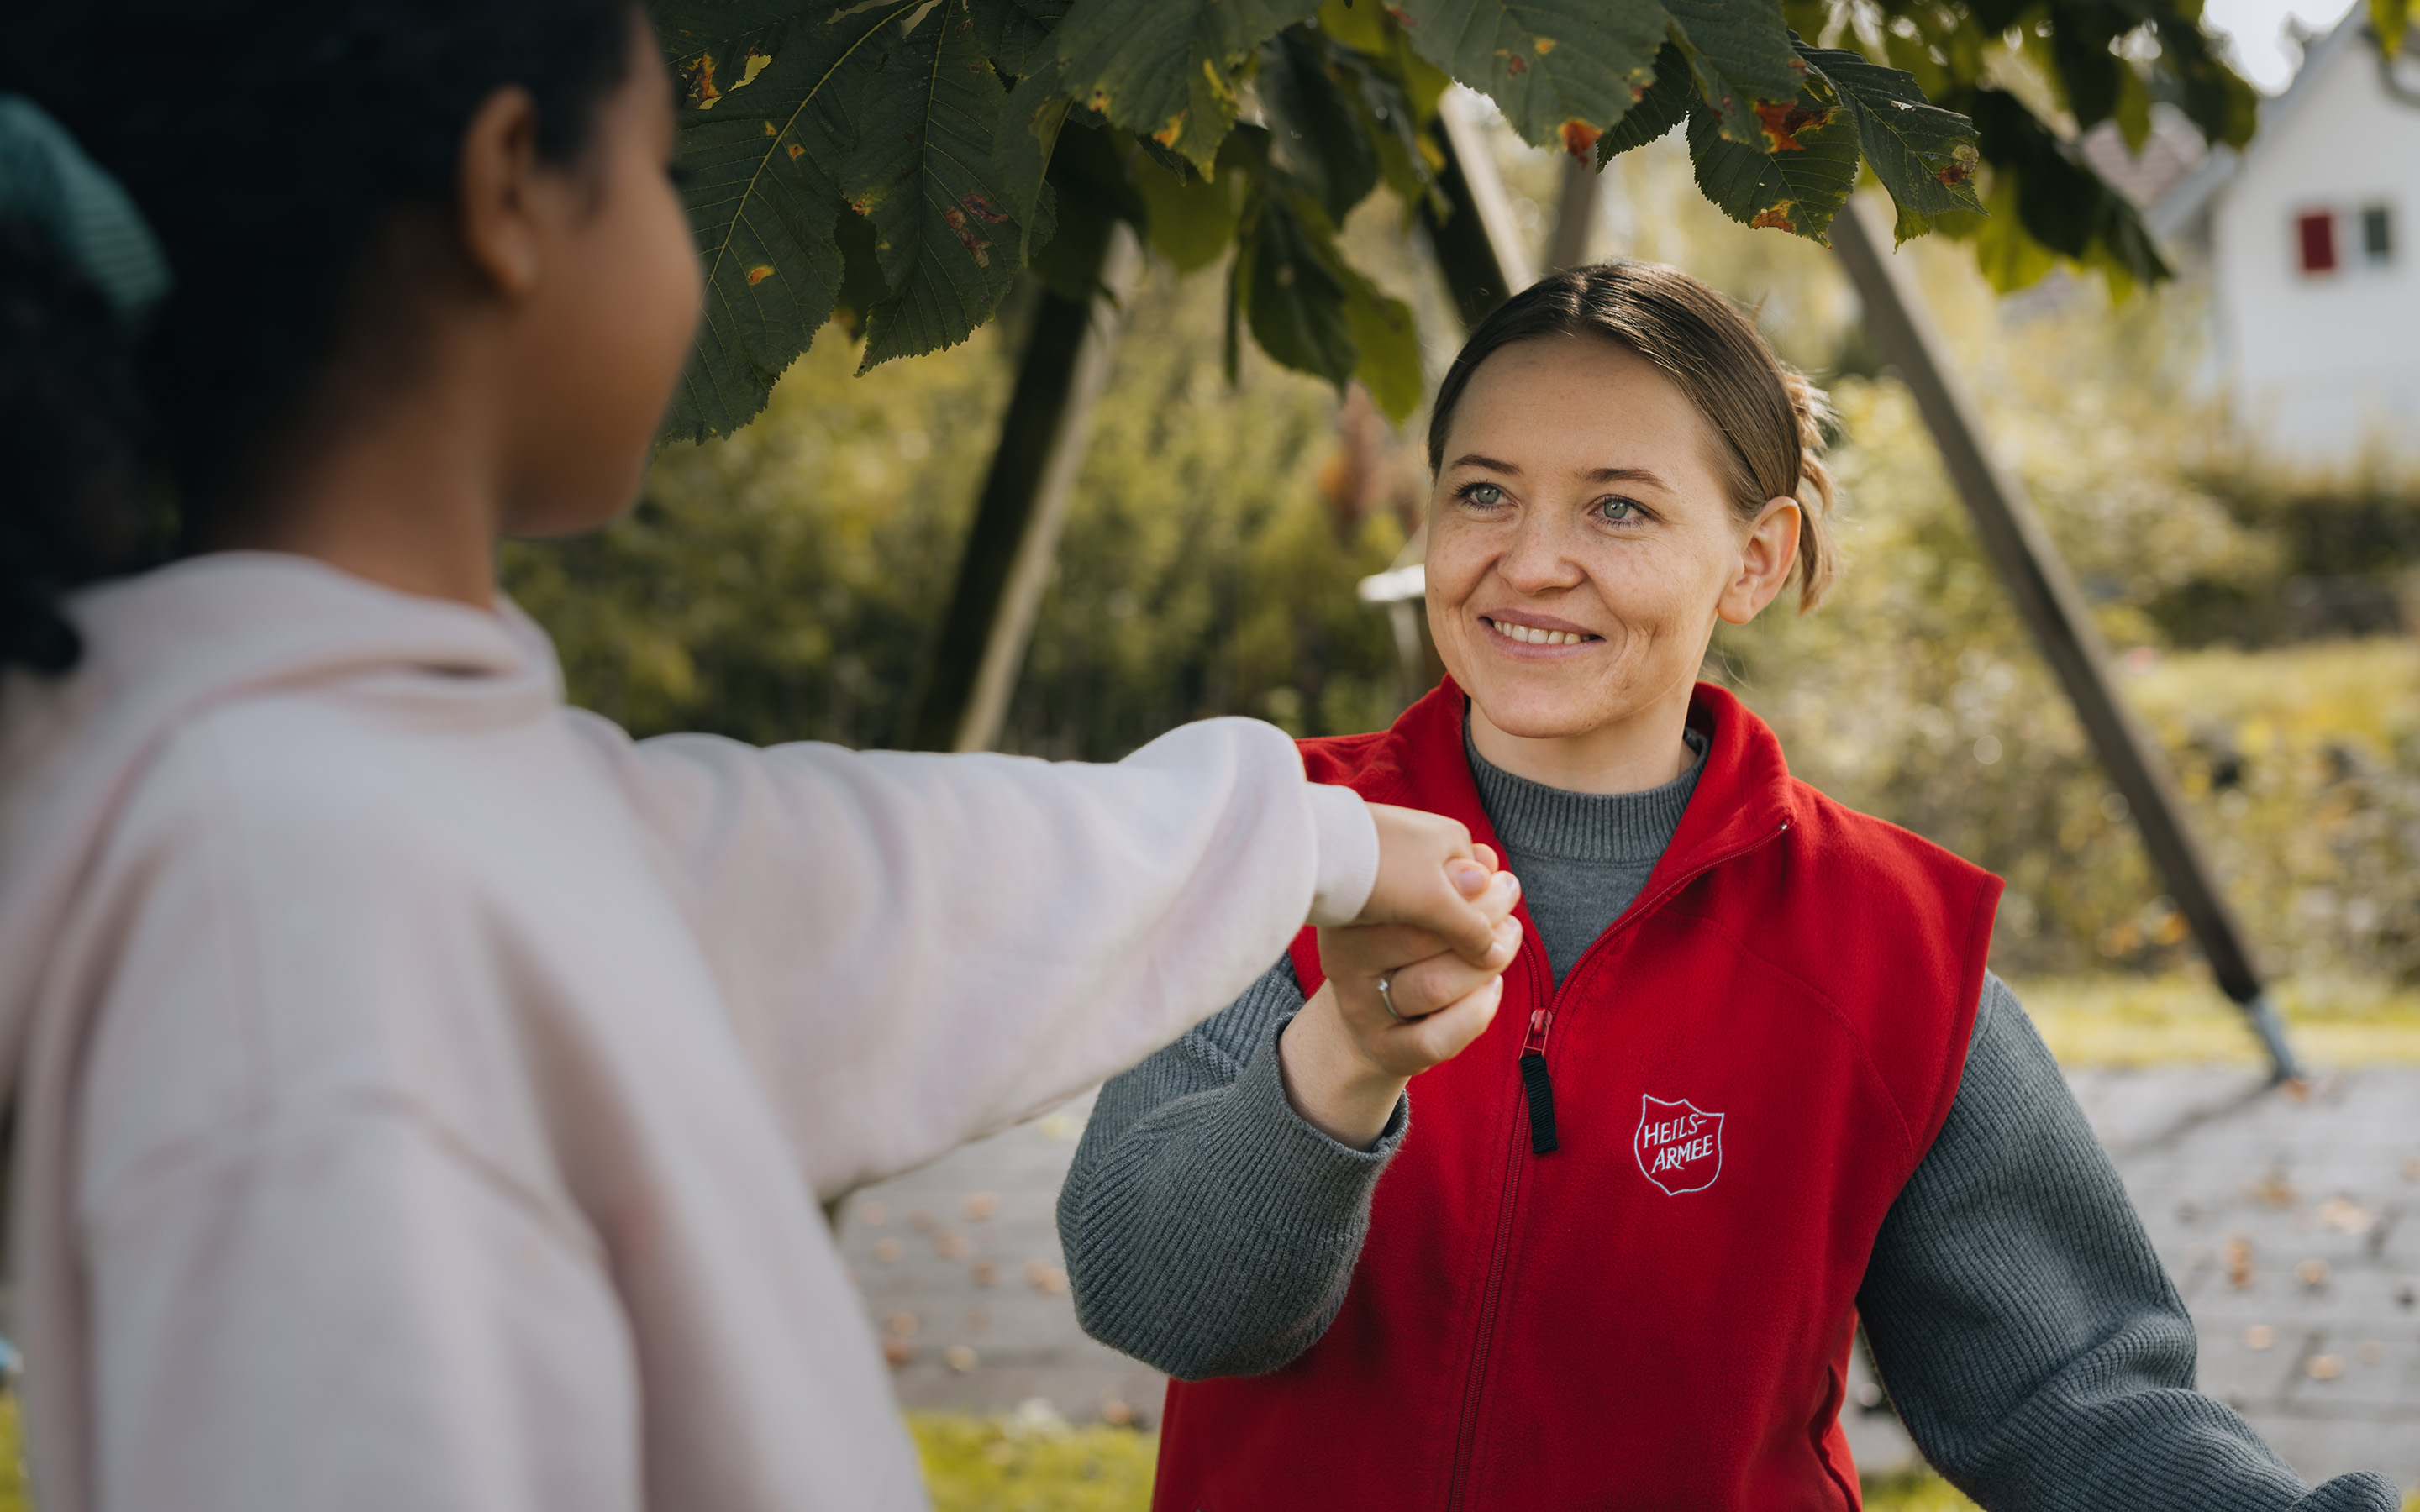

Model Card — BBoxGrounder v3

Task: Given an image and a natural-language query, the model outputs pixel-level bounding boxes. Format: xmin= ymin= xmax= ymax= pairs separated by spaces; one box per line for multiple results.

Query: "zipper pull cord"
xmin=1518 ymin=1009 xmax=1559 ymax=1155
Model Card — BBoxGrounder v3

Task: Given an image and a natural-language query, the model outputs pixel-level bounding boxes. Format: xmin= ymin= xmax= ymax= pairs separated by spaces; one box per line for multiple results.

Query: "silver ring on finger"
xmin=1376 ymin=971 xmax=1405 ymax=1022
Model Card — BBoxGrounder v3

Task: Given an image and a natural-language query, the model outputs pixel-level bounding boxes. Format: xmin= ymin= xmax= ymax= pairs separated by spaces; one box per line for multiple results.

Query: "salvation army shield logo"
xmin=1634 ymin=1095 xmax=1724 ymax=1195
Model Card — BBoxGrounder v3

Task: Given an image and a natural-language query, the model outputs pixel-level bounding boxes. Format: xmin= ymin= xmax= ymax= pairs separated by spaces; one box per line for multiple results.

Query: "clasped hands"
xmin=1283 ymin=803 xmax=1523 ymax=1147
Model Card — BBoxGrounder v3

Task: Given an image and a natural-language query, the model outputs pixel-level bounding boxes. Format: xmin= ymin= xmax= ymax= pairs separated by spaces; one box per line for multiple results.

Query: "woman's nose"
xmin=1497 ymin=513 xmax=1584 ymax=593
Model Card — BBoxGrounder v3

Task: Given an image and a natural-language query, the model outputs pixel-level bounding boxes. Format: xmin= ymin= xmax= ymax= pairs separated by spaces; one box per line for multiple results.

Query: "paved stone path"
xmin=838 ymin=1069 xmax=2420 ymax=1493
xmin=835 ymin=1096 xmax=1166 ymax=1429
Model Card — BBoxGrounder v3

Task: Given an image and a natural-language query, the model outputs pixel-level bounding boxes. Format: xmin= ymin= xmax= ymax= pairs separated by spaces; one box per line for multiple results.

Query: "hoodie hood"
xmin=0 ymin=552 xmax=560 ymax=1512
xmin=0 ymin=551 xmax=555 ymax=1089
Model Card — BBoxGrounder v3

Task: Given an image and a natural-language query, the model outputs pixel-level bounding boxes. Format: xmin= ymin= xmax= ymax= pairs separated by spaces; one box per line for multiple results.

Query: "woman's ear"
xmin=1717 ymin=496 xmax=1802 ymax=626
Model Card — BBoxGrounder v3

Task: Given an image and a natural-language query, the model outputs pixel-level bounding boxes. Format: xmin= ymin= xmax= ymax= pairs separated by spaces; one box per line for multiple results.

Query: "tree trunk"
xmin=1418 ymin=92 xmax=1534 ymax=329
xmin=901 ymin=224 xmax=1141 ymax=753
xmin=1544 ymin=152 xmax=1599 ymax=274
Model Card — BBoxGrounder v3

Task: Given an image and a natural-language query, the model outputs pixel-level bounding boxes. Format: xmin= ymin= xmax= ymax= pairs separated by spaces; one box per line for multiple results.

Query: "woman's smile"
xmin=1479 ymin=612 xmax=1602 ymax=652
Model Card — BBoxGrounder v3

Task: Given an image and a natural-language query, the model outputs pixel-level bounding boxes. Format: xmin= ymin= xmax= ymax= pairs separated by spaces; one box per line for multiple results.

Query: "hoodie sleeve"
xmin=571 ymin=712 xmax=1378 ymax=1200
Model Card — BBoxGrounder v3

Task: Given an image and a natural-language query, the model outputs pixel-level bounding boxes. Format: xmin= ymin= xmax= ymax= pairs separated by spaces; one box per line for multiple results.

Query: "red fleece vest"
xmin=1154 ymin=681 xmax=2000 ymax=1512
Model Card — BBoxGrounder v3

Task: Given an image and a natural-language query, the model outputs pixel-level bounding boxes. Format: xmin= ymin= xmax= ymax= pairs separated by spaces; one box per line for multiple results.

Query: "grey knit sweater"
xmin=1060 ymin=737 xmax=2399 ymax=1510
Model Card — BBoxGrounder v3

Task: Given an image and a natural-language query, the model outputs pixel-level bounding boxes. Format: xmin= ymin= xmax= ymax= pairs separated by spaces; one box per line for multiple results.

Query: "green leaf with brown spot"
xmin=1662 ymin=0 xmax=1804 ymax=145
xmin=660 ymin=0 xmax=922 ymax=440
xmin=1796 ymin=43 xmax=1981 ymax=235
xmin=844 ymin=0 xmax=1038 ymax=369
xmin=1596 ymin=39 xmax=1693 ymax=160
xmin=1049 ymin=0 xmax=1325 ymax=169
xmin=1684 ymin=85 xmax=1859 ymax=241
xmin=1392 ymin=0 xmax=1670 ymax=152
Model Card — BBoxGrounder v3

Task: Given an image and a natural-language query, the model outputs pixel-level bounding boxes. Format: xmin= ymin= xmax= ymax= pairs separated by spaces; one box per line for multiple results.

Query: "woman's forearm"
xmin=1274 ymin=982 xmax=1412 ymax=1148
xmin=1062 ymin=960 xmax=1406 ymax=1380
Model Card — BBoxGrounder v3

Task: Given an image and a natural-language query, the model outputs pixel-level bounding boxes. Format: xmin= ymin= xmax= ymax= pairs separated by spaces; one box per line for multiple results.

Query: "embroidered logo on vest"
xmin=1634 ymin=1095 xmax=1724 ymax=1194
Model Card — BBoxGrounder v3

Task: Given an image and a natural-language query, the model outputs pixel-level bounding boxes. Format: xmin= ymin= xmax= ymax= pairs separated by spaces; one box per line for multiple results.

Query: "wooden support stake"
xmin=1544 ymin=152 xmax=1600 ymax=274
xmin=902 ymin=224 xmax=1140 ymax=753
xmin=1829 ymin=197 xmax=2298 ymax=1080
xmin=1418 ymin=92 xmax=1532 ymax=329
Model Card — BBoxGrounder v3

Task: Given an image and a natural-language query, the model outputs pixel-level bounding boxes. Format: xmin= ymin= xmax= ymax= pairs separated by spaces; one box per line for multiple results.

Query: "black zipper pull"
xmin=1518 ymin=1010 xmax=1558 ymax=1154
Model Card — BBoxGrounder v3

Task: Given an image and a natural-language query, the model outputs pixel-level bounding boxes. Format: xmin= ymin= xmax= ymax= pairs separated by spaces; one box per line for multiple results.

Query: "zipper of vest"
xmin=1518 ymin=1009 xmax=1558 ymax=1154
xmin=1443 ymin=818 xmax=1792 ymax=1510
xmin=1444 ymin=948 xmax=1553 ymax=1510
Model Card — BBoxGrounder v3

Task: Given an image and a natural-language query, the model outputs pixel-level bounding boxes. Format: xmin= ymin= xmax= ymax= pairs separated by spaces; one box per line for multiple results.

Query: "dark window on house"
xmin=2361 ymin=204 xmax=2393 ymax=265
xmin=2298 ymin=211 xmax=2338 ymax=274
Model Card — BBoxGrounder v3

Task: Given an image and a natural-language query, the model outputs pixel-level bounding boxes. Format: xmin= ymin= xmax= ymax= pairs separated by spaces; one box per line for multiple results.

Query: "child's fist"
xmin=1355 ymin=803 xmax=1521 ymax=967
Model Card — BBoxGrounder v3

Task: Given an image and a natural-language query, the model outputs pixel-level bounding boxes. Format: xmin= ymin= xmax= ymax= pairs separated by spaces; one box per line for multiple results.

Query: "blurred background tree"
xmin=508 ymin=118 xmax=2420 ymax=1005
xmin=506 ymin=240 xmax=1416 ymax=754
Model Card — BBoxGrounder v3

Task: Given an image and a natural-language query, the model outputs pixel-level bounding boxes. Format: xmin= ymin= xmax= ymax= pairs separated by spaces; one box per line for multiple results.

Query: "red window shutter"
xmin=2297 ymin=211 xmax=2338 ymax=274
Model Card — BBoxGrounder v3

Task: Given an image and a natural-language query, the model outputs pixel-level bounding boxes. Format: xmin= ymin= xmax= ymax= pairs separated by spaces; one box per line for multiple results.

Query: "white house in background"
xmin=2144 ymin=13 xmax=2420 ymax=465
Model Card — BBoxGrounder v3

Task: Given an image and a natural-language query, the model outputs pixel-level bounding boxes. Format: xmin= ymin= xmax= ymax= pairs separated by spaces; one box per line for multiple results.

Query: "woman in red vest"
xmin=1061 ymin=263 xmax=2397 ymax=1511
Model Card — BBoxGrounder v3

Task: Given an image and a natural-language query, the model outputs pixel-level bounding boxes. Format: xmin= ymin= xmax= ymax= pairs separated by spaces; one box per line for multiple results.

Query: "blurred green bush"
xmin=1717 ymin=372 xmax=2420 ymax=981
xmin=505 ymin=265 xmax=1409 ymax=757
xmin=509 ymin=134 xmax=2420 ymax=994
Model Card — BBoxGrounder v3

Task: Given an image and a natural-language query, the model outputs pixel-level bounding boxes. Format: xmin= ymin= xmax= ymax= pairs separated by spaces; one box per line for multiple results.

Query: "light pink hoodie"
xmin=0 ymin=553 xmax=1375 ymax=1512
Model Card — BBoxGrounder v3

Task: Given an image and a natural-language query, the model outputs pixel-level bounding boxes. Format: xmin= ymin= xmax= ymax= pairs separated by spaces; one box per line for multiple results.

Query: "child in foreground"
xmin=0 ymin=4 xmax=1520 ymax=1509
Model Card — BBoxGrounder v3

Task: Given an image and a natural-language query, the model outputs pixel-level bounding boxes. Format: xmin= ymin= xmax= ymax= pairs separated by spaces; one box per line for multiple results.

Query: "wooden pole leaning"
xmin=1418 ymin=92 xmax=1532 ymax=328
xmin=1544 ymin=152 xmax=1600 ymax=275
xmin=901 ymin=223 xmax=1142 ymax=753
xmin=1828 ymin=197 xmax=2299 ymax=1082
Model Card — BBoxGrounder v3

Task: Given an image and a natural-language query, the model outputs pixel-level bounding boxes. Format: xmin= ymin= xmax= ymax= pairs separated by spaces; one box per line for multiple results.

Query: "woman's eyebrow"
xmin=1581 ymin=466 xmax=1668 ymax=488
xmin=1447 ymin=453 xmax=1523 ymax=475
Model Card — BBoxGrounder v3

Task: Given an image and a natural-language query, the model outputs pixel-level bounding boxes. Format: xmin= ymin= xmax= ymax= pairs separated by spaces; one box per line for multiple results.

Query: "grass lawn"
xmin=909 ymin=1413 xmax=1989 ymax=1512
xmin=0 ymin=1394 xmax=22 ymax=1512
xmin=2016 ymin=972 xmax=2420 ymax=1067
xmin=913 ymin=1410 xmax=1157 ymax=1511
xmin=0 ymin=1374 xmax=2409 ymax=1506
xmin=0 ymin=1392 xmax=1997 ymax=1509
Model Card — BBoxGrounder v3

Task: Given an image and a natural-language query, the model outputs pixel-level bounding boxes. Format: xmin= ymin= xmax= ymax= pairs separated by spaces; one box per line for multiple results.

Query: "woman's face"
xmin=1424 ymin=335 xmax=1798 ymax=744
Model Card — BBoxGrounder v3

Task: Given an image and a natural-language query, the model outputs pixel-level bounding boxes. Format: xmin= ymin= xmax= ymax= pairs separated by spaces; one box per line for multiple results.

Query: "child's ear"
xmin=455 ymin=85 xmax=546 ymax=298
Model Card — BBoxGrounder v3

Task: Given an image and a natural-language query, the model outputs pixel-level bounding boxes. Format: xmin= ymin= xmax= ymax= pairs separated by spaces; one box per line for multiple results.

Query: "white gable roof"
xmin=2152 ymin=12 xmax=2419 ymax=239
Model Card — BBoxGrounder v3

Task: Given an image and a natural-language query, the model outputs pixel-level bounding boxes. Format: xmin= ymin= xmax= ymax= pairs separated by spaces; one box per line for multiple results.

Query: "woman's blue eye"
xmin=1464 ymin=483 xmax=1505 ymax=506
xmin=1597 ymin=496 xmax=1639 ymax=522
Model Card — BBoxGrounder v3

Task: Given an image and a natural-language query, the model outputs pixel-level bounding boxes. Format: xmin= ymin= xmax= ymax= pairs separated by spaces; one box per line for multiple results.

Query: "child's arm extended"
xmin=576 ymin=712 xmax=1513 ymax=1200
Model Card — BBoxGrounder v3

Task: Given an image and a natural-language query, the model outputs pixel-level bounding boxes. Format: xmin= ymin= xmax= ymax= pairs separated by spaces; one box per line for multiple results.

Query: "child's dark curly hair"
xmin=0 ymin=225 xmax=151 ymax=673
xmin=0 ymin=0 xmax=644 ymax=677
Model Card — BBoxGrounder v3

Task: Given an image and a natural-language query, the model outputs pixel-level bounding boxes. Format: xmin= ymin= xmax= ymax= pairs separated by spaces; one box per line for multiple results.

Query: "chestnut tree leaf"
xmin=660 ymin=0 xmax=923 ymax=438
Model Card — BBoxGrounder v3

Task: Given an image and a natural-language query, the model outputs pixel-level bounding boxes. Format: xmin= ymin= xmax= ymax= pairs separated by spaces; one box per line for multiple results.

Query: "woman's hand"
xmin=1354 ymin=803 xmax=1513 ymax=964
xmin=1280 ymin=864 xmax=1523 ymax=1148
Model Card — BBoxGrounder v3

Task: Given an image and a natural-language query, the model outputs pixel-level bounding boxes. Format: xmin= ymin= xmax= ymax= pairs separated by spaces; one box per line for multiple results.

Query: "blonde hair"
xmin=1426 ymin=261 xmax=1839 ymax=612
